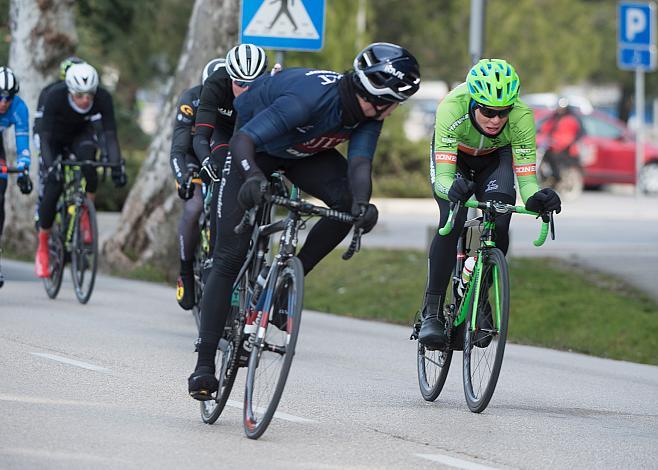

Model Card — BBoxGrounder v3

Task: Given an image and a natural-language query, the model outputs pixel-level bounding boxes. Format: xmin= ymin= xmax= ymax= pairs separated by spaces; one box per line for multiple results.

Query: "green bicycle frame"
xmin=452 ymin=219 xmax=501 ymax=332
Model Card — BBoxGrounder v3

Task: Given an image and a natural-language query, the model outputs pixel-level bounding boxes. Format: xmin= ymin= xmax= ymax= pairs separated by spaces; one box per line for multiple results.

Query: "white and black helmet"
xmin=225 ymin=44 xmax=268 ymax=82
xmin=202 ymin=58 xmax=225 ymax=85
xmin=0 ymin=66 xmax=19 ymax=97
xmin=65 ymin=63 xmax=99 ymax=94
xmin=353 ymin=42 xmax=421 ymax=104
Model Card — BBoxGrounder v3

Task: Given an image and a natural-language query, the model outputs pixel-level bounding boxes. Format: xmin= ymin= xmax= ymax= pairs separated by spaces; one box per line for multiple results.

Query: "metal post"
xmin=275 ymin=50 xmax=285 ymax=68
xmin=635 ymin=69 xmax=645 ymax=197
xmin=469 ymin=0 xmax=487 ymax=64
xmin=356 ymin=0 xmax=367 ymax=50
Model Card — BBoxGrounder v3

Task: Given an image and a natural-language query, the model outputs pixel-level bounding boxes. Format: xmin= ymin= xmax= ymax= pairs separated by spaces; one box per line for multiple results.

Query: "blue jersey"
xmin=0 ymin=95 xmax=30 ymax=163
xmin=234 ymin=68 xmax=382 ymax=160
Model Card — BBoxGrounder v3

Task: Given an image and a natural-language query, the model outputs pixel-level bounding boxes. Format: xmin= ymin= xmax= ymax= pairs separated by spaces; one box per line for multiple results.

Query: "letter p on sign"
xmin=626 ymin=8 xmax=647 ymax=40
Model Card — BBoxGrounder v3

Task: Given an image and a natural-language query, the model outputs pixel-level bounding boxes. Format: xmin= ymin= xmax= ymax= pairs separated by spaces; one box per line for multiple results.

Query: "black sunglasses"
xmin=476 ymin=103 xmax=513 ymax=119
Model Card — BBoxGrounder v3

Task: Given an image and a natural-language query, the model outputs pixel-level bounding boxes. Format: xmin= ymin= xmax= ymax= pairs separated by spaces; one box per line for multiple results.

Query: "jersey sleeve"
xmin=12 ymin=98 xmax=31 ymax=163
xmin=510 ymin=108 xmax=540 ymax=203
xmin=346 ymin=120 xmax=382 ymax=160
xmin=170 ymin=92 xmax=195 ymax=182
xmin=431 ymin=99 xmax=462 ymax=200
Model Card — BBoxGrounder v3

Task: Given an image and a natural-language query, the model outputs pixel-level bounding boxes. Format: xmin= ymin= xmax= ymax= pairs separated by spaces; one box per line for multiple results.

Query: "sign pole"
xmin=635 ymin=68 xmax=645 ymax=197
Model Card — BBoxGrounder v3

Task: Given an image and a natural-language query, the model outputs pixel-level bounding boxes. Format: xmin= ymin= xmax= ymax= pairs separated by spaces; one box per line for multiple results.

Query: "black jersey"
xmin=33 ymin=80 xmax=62 ymax=138
xmin=170 ymin=84 xmax=201 ymax=182
xmin=192 ymin=66 xmax=236 ymax=162
xmin=40 ymin=81 xmax=121 ymax=166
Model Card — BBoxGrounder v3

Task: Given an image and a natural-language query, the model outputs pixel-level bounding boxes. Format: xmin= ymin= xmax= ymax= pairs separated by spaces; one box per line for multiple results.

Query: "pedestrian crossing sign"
xmin=240 ymin=0 xmax=326 ymax=51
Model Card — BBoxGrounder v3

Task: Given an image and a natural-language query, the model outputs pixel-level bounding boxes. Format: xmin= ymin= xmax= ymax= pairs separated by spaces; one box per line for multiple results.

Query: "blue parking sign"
xmin=240 ymin=0 xmax=326 ymax=52
xmin=618 ymin=2 xmax=657 ymax=70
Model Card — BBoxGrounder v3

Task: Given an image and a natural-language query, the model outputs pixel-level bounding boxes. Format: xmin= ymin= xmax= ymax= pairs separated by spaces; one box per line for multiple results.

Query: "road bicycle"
xmin=199 ymin=172 xmax=362 ymax=439
xmin=43 ymin=158 xmax=118 ymax=304
xmin=411 ymin=199 xmax=555 ymax=413
xmin=0 ymin=163 xmax=33 ymax=288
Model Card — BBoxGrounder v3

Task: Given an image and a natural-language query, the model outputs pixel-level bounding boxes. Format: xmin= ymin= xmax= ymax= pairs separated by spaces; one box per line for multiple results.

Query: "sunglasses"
xmin=234 ymin=80 xmax=250 ymax=88
xmin=72 ymin=92 xmax=95 ymax=99
xmin=0 ymin=95 xmax=13 ymax=103
xmin=476 ymin=103 xmax=513 ymax=119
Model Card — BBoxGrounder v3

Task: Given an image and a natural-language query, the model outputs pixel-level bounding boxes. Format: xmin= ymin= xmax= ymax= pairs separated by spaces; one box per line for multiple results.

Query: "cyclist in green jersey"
xmin=418 ymin=59 xmax=561 ymax=348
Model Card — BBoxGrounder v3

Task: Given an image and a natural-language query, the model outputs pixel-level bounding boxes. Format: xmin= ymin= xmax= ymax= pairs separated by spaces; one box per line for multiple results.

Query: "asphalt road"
xmin=1 ymin=260 xmax=657 ymax=469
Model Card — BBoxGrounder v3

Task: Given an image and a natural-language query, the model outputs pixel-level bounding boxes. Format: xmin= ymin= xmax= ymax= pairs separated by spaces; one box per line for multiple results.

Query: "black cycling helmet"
xmin=0 ymin=66 xmax=19 ymax=97
xmin=353 ymin=42 xmax=420 ymax=104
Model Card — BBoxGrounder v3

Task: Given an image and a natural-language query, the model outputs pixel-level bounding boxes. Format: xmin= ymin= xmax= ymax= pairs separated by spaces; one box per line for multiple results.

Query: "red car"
xmin=534 ymin=109 xmax=658 ymax=196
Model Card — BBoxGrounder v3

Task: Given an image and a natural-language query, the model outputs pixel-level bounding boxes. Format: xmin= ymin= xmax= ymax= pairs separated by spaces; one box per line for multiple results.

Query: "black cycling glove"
xmin=237 ymin=173 xmax=268 ymax=210
xmin=525 ymin=188 xmax=562 ymax=214
xmin=17 ymin=172 xmax=33 ymax=195
xmin=448 ymin=178 xmax=477 ymax=203
xmin=351 ymin=202 xmax=378 ymax=234
xmin=199 ymin=156 xmax=221 ymax=184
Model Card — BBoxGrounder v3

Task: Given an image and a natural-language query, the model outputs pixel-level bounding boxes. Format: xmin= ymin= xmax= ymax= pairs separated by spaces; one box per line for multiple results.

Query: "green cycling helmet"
xmin=59 ymin=56 xmax=84 ymax=80
xmin=466 ymin=59 xmax=520 ymax=107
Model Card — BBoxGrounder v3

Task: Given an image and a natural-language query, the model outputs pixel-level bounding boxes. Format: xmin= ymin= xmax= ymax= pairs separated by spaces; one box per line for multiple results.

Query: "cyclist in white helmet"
xmin=35 ymin=62 xmax=127 ymax=278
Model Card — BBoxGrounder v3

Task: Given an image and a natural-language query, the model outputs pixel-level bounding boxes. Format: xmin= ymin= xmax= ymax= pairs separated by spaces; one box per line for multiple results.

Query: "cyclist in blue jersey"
xmin=188 ymin=42 xmax=421 ymax=400
xmin=0 ymin=66 xmax=32 ymax=283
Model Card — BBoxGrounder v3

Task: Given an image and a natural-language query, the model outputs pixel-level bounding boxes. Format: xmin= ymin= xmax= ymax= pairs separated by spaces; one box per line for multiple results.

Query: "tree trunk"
xmin=4 ymin=0 xmax=77 ymax=255
xmin=103 ymin=0 xmax=239 ymax=278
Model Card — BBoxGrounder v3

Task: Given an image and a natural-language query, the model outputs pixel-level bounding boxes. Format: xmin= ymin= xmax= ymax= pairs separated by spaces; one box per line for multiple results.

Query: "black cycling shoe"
xmin=418 ymin=293 xmax=447 ymax=350
xmin=176 ymin=272 xmax=195 ymax=310
xmin=188 ymin=366 xmax=218 ymax=401
xmin=418 ymin=315 xmax=448 ymax=350
xmin=473 ymin=302 xmax=493 ymax=348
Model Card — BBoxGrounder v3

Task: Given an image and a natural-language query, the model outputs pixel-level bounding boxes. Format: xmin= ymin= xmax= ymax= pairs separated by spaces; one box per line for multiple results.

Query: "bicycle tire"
xmin=243 ymin=256 xmax=303 ymax=440
xmin=200 ymin=305 xmax=241 ymax=424
xmin=462 ymin=247 xmax=509 ymax=413
xmin=191 ymin=248 xmax=204 ymax=332
xmin=43 ymin=223 xmax=65 ymax=299
xmin=71 ymin=198 xmax=98 ymax=304
xmin=417 ymin=343 xmax=452 ymax=401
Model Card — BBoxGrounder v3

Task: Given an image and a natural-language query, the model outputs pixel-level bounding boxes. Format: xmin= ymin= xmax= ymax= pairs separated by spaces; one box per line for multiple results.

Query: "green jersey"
xmin=431 ymin=83 xmax=539 ymax=202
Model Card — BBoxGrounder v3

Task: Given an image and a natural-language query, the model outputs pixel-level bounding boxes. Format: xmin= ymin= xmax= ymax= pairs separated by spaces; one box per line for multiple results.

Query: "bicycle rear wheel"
xmin=417 ymin=342 xmax=453 ymax=402
xmin=200 ymin=305 xmax=241 ymax=424
xmin=43 ymin=222 xmax=65 ymax=299
xmin=70 ymin=198 xmax=98 ymax=304
xmin=243 ymin=256 xmax=303 ymax=440
xmin=463 ymin=247 xmax=509 ymax=413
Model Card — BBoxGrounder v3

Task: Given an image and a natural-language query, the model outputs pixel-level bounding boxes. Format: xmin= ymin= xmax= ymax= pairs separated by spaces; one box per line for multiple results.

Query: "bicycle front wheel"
xmin=463 ymin=247 xmax=510 ymax=413
xmin=43 ymin=222 xmax=65 ymax=299
xmin=70 ymin=198 xmax=98 ymax=304
xmin=243 ymin=256 xmax=303 ymax=440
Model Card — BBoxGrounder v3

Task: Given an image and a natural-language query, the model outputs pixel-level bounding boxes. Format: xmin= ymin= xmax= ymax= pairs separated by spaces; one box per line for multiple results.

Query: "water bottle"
xmin=458 ymin=256 xmax=476 ymax=296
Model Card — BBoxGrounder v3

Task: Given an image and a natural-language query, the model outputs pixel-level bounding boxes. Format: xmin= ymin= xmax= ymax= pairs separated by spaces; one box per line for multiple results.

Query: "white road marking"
xmin=0 ymin=447 xmax=129 ymax=464
xmin=226 ymin=399 xmax=317 ymax=423
xmin=0 ymin=394 xmax=115 ymax=407
xmin=30 ymin=352 xmax=110 ymax=372
xmin=416 ymin=453 xmax=499 ymax=470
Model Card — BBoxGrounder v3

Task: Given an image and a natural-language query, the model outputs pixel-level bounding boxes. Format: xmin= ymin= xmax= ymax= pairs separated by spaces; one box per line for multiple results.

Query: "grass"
xmin=304 ymin=248 xmax=658 ymax=365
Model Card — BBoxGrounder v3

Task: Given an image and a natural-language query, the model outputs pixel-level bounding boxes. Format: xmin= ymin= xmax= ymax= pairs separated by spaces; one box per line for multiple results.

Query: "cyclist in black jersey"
xmin=169 ymin=44 xmax=268 ymax=310
xmin=33 ymin=56 xmax=85 ymax=224
xmin=188 ymin=42 xmax=421 ymax=400
xmin=171 ymin=57 xmax=224 ymax=310
xmin=35 ymin=62 xmax=127 ymax=278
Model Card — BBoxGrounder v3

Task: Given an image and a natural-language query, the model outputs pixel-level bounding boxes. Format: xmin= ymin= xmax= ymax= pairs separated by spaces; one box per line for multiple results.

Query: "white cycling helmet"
xmin=225 ymin=44 xmax=268 ymax=82
xmin=65 ymin=63 xmax=99 ymax=94
xmin=202 ymin=58 xmax=225 ymax=85
xmin=0 ymin=66 xmax=19 ymax=96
